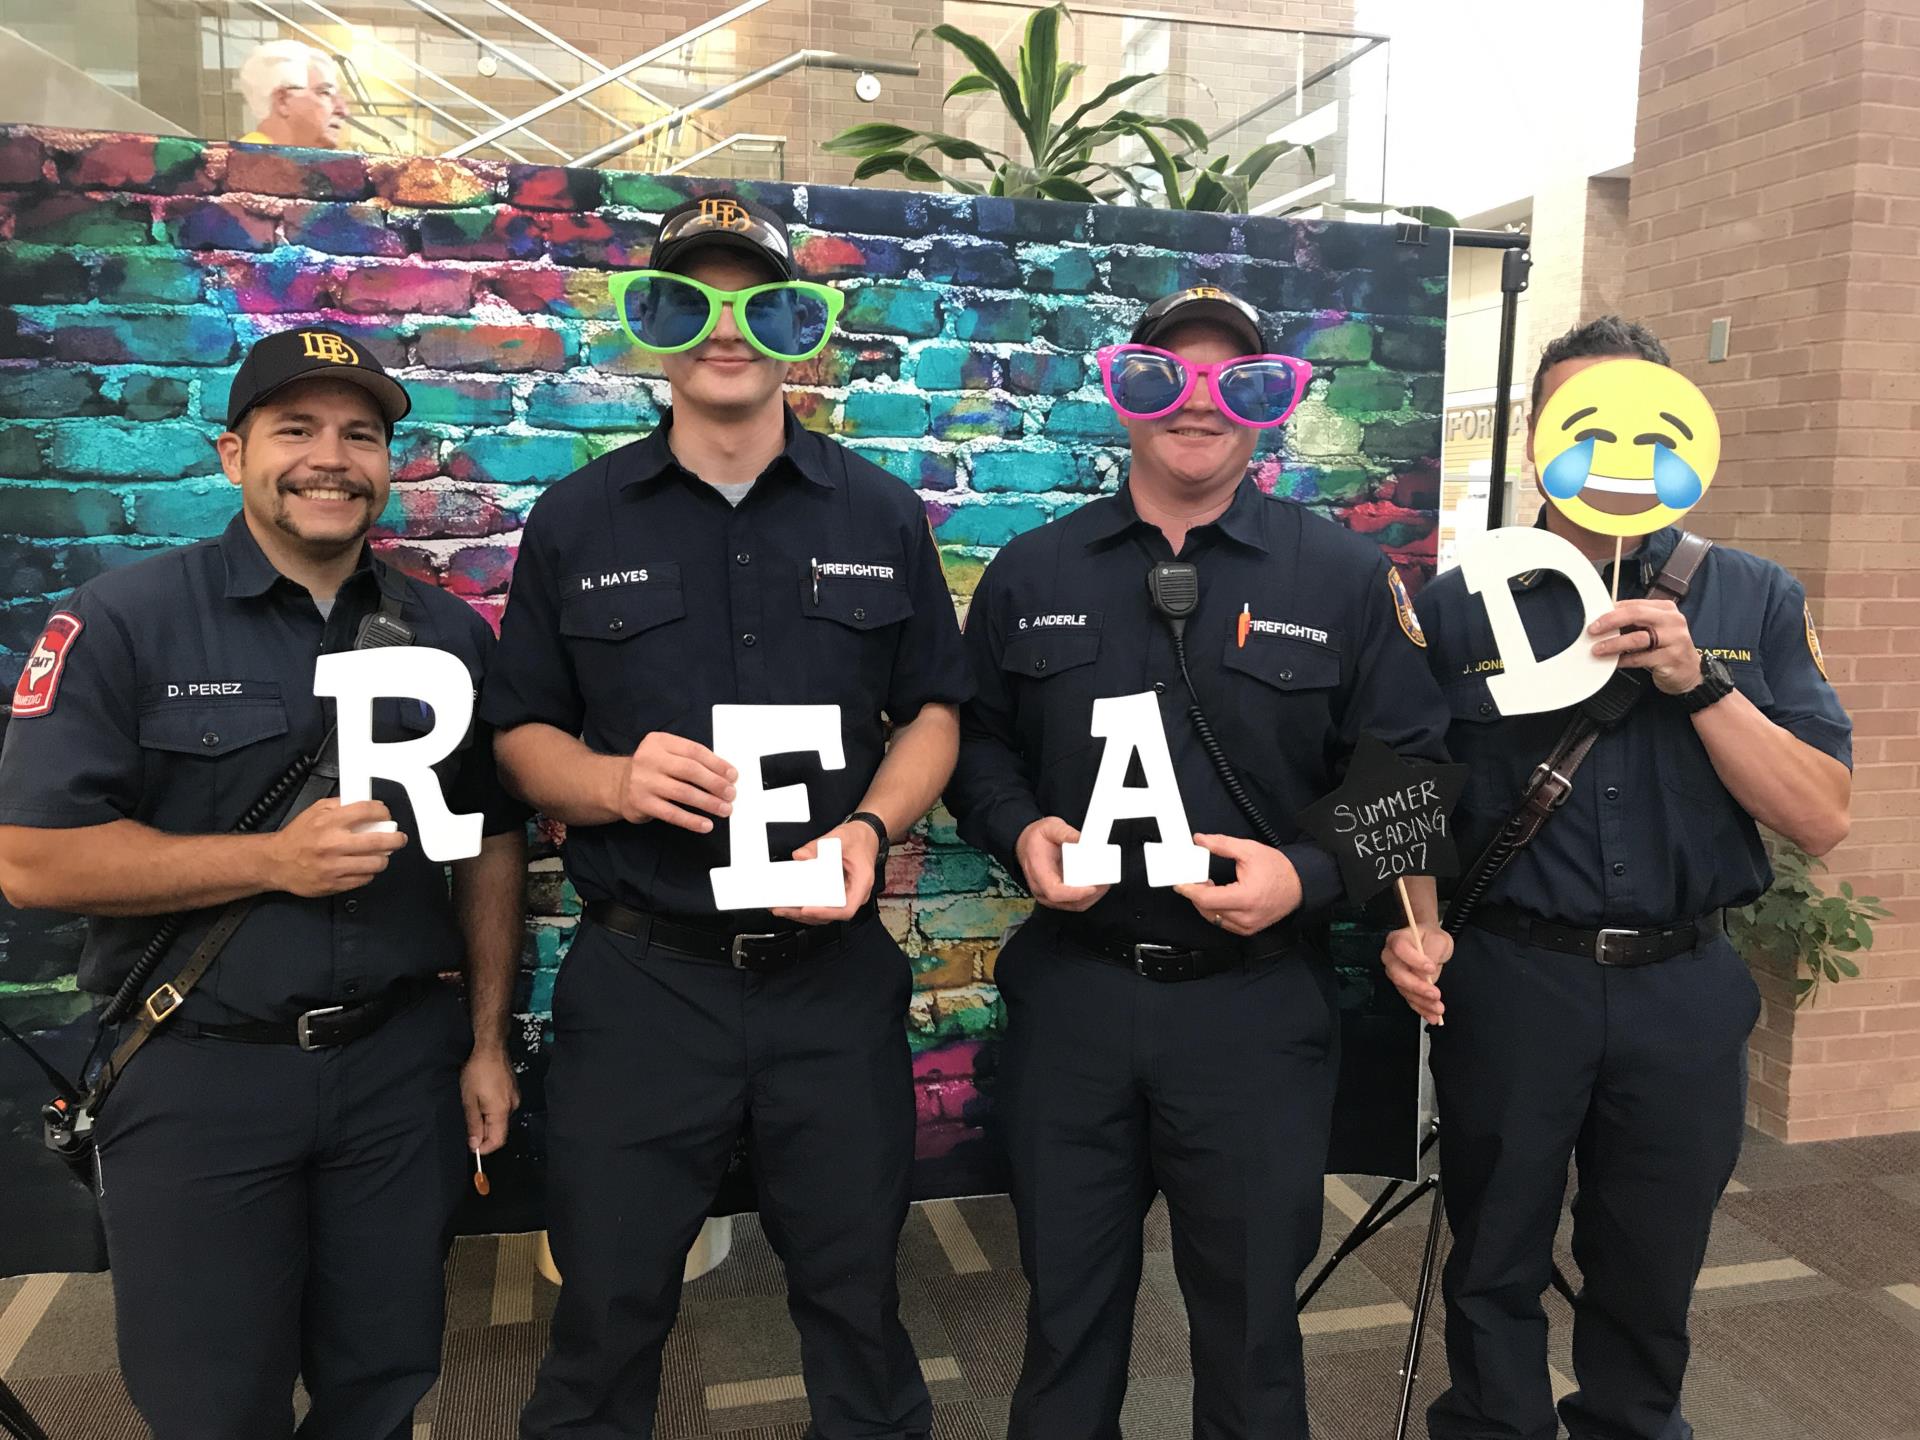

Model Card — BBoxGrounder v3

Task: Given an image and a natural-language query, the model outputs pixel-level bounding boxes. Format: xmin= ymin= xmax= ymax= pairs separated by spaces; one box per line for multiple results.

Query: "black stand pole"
xmin=0 ymin=1379 xmax=51 ymax=1440
xmin=1298 ymin=1119 xmax=1444 ymax=1440
xmin=1300 ymin=1114 xmax=1580 ymax=1439
xmin=1449 ymin=229 xmax=1532 ymax=532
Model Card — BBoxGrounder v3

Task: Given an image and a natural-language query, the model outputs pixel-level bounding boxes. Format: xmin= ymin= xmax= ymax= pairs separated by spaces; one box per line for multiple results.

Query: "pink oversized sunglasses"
xmin=1096 ymin=343 xmax=1315 ymax=429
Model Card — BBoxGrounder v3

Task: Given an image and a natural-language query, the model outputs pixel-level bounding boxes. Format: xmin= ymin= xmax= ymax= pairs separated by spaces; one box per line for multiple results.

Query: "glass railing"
xmin=0 ymin=0 xmax=1387 ymax=208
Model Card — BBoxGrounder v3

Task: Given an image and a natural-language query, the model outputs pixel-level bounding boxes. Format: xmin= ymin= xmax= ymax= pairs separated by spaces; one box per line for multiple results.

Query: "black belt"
xmin=1471 ymin=904 xmax=1722 ymax=967
xmin=1055 ymin=923 xmax=1302 ymax=983
xmin=179 ymin=977 xmax=432 ymax=1051
xmin=584 ymin=900 xmax=860 ymax=973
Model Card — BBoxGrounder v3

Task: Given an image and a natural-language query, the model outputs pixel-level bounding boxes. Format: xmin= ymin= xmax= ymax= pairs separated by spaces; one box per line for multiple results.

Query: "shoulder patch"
xmin=1387 ymin=567 xmax=1426 ymax=648
xmin=12 ymin=611 xmax=84 ymax=718
xmin=1804 ymin=601 xmax=1829 ymax=680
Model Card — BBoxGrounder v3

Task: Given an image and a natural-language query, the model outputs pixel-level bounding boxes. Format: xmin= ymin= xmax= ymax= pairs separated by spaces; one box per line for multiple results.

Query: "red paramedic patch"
xmin=12 ymin=612 xmax=84 ymax=718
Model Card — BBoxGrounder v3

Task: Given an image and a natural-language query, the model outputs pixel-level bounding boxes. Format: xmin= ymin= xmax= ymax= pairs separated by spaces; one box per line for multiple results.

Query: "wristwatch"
xmin=1677 ymin=653 xmax=1736 ymax=715
xmin=845 ymin=810 xmax=891 ymax=873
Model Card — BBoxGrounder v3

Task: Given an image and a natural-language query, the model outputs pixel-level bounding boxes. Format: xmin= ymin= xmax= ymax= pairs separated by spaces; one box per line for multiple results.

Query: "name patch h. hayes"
xmin=574 ymin=569 xmax=651 ymax=593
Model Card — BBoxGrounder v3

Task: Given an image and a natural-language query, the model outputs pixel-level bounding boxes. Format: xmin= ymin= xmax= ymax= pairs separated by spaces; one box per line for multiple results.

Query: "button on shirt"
xmin=947 ymin=478 xmax=1451 ymax=949
xmin=0 ymin=514 xmax=525 ymax=1023
xmin=1415 ymin=520 xmax=1853 ymax=928
xmin=478 ymin=408 xmax=972 ymax=920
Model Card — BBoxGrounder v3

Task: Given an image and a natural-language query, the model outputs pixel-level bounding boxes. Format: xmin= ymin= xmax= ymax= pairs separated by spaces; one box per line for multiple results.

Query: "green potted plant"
xmin=1727 ymin=839 xmax=1889 ymax=1003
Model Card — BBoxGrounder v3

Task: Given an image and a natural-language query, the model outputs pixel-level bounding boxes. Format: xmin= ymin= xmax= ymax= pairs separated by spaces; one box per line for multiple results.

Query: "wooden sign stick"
xmin=1610 ymin=535 xmax=1625 ymax=602
xmin=1396 ymin=876 xmax=1422 ymax=944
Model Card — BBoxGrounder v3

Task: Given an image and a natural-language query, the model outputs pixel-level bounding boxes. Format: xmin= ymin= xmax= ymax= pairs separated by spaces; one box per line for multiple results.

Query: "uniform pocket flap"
xmin=1001 ymin=628 xmax=1101 ymax=678
xmin=1219 ymin=634 xmax=1341 ymax=691
xmin=1445 ymin=677 xmax=1503 ymax=723
xmin=558 ymin=583 xmax=687 ymax=641
xmin=800 ymin=576 xmax=916 ymax=631
xmin=136 ymin=701 xmax=289 ymax=757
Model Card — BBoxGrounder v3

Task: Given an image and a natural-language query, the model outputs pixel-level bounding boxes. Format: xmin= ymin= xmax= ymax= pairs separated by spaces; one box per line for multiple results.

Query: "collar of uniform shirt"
xmin=1076 ymin=474 xmax=1271 ymax=554
xmin=617 ymin=406 xmax=837 ymax=492
xmin=1511 ymin=507 xmax=1681 ymax=593
xmin=216 ymin=509 xmax=409 ymax=606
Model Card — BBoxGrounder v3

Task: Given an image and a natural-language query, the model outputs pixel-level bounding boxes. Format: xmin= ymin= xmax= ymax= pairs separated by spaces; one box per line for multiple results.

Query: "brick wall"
xmin=1627 ymin=0 xmax=1920 ymax=1140
xmin=0 ymin=125 xmax=1446 ymax=1193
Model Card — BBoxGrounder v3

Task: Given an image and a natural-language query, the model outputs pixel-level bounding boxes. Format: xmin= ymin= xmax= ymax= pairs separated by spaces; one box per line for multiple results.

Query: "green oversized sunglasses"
xmin=609 ymin=270 xmax=846 ymax=363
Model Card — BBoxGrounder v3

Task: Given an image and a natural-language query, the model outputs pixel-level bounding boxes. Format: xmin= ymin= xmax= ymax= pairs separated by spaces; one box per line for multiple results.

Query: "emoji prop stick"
xmin=1297 ymin=736 xmax=1468 ymax=944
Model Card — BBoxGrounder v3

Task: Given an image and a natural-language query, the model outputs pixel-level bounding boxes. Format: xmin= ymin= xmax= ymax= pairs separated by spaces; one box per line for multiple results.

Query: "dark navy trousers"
xmin=520 ymin=914 xmax=930 ymax=1440
xmin=1427 ymin=925 xmax=1760 ymax=1440
xmin=94 ymin=985 xmax=470 ymax=1440
xmin=995 ymin=915 xmax=1340 ymax=1440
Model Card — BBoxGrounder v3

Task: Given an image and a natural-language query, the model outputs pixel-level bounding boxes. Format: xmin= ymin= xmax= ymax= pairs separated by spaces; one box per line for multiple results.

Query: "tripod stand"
xmin=0 ymin=1379 xmax=51 ymax=1440
xmin=1298 ymin=1119 xmax=1578 ymax=1440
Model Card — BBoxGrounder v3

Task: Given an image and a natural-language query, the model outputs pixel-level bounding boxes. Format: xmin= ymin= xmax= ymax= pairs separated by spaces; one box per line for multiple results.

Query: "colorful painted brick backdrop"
xmin=0 ymin=127 xmax=1445 ymax=1220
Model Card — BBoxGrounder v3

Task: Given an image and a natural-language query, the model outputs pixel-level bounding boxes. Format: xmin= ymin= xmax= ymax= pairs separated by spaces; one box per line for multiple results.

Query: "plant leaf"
xmin=917 ymin=132 xmax=1007 ymax=166
xmin=848 ymin=151 xmax=924 ymax=182
xmin=1017 ymin=2 xmax=1065 ymax=160
xmin=944 ymin=72 xmax=999 ymax=103
xmin=929 ymin=22 xmax=1030 ymax=135
xmin=1052 ymin=71 xmax=1160 ymax=138
xmin=822 ymin=122 xmax=927 ymax=156
xmin=1035 ymin=173 xmax=1100 ymax=203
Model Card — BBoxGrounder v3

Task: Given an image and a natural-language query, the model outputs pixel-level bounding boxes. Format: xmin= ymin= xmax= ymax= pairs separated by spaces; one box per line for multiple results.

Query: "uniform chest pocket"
xmin=558 ymin=572 xmax=688 ymax=642
xmin=1001 ymin=625 xmax=1104 ymax=764
xmin=135 ymin=696 xmax=289 ymax=757
xmin=1219 ymin=634 xmax=1342 ymax=693
xmin=1445 ymin=676 xmax=1505 ymax=727
xmin=799 ymin=574 xmax=916 ymax=631
xmin=1001 ymin=627 xmax=1101 ymax=680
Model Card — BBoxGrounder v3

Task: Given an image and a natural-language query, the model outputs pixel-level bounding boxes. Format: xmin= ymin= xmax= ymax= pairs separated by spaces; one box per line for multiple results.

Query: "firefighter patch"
xmin=12 ymin=612 xmax=83 ymax=718
xmin=1387 ymin=567 xmax=1426 ymax=648
xmin=1804 ymin=601 xmax=1829 ymax=681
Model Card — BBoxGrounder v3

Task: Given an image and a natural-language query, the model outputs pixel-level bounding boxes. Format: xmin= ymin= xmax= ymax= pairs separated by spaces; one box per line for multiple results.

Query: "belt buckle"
xmin=143 ymin=982 xmax=184 ymax=1025
xmin=1528 ymin=762 xmax=1574 ymax=810
xmin=1132 ymin=942 xmax=1183 ymax=980
xmin=296 ymin=1005 xmax=347 ymax=1051
xmin=1592 ymin=927 xmax=1637 ymax=966
xmin=730 ymin=932 xmax=781 ymax=971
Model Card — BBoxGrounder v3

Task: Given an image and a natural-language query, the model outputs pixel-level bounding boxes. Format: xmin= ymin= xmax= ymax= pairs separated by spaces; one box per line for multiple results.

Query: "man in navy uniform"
xmin=0 ymin=328 xmax=528 ymax=1440
xmin=482 ymin=193 xmax=970 ymax=1439
xmin=946 ymin=285 xmax=1451 ymax=1439
xmin=1382 ymin=316 xmax=1853 ymax=1440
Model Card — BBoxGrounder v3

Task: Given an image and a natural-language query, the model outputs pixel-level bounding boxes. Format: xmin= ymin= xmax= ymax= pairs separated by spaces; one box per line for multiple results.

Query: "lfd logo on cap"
xmin=698 ymin=198 xmax=753 ymax=231
xmin=300 ymin=332 xmax=359 ymax=365
xmin=12 ymin=612 xmax=83 ymax=719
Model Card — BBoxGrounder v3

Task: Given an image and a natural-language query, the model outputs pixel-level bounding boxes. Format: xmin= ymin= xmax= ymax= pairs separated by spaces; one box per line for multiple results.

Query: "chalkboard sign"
xmin=1298 ymin=735 xmax=1468 ymax=902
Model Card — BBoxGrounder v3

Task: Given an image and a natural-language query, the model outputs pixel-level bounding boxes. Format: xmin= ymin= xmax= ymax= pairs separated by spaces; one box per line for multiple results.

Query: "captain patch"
xmin=12 ymin=612 xmax=83 ymax=719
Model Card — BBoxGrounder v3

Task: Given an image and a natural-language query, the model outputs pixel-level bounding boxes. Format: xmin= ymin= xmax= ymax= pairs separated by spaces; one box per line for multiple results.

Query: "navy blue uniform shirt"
xmin=478 ymin=407 xmax=973 ymax=920
xmin=947 ymin=477 xmax=1451 ymax=948
xmin=1415 ymin=519 xmax=1853 ymax=929
xmin=0 ymin=513 xmax=525 ymax=1024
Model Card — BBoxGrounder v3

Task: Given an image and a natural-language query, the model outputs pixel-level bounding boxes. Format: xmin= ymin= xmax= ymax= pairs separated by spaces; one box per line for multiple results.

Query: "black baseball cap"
xmin=226 ymin=327 xmax=411 ymax=434
xmin=650 ymin=194 xmax=796 ymax=280
xmin=1131 ymin=286 xmax=1267 ymax=353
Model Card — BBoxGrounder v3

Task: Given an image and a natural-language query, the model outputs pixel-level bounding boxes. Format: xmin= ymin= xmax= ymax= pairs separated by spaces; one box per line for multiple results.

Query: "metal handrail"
xmin=445 ymin=0 xmax=773 ymax=160
xmin=571 ymin=51 xmax=918 ymax=169
xmin=476 ymin=0 xmax=717 ymax=141
xmin=398 ymin=0 xmax=633 ymax=138
xmin=660 ymin=131 xmax=785 ymax=176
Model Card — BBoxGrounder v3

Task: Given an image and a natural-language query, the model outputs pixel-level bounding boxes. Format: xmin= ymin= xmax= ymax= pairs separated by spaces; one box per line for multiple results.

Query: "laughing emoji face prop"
xmin=1533 ymin=358 xmax=1721 ymax=538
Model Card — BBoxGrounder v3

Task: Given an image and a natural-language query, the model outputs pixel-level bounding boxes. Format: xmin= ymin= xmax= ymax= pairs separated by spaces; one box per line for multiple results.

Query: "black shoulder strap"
xmin=1442 ymin=532 xmax=1712 ymax=934
xmin=85 ymin=589 xmax=414 ymax=1115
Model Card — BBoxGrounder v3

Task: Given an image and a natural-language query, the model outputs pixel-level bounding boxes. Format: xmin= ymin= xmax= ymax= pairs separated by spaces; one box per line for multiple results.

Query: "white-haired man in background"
xmin=237 ymin=39 xmax=349 ymax=148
